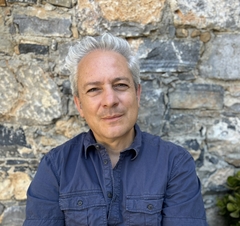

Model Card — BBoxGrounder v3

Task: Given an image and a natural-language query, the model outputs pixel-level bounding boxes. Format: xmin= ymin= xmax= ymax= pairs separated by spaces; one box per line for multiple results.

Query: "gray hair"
xmin=65 ymin=33 xmax=140 ymax=97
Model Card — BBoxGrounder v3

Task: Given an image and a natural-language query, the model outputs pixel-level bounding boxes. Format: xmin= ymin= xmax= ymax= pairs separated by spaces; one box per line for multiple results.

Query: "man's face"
xmin=74 ymin=50 xmax=141 ymax=145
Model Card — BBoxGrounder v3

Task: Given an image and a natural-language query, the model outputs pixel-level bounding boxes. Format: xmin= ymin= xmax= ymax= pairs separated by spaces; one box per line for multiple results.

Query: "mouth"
xmin=102 ymin=114 xmax=123 ymax=121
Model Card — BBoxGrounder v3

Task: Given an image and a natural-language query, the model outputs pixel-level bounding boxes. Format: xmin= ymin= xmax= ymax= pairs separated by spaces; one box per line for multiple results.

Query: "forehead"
xmin=77 ymin=50 xmax=133 ymax=83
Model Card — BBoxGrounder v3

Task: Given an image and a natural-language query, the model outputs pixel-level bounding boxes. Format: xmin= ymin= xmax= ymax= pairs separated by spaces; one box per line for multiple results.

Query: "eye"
xmin=114 ymin=83 xmax=129 ymax=90
xmin=87 ymin=87 xmax=100 ymax=93
xmin=86 ymin=87 xmax=101 ymax=96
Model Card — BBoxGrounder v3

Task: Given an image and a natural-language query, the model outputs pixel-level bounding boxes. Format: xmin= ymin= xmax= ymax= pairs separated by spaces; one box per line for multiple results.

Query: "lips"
xmin=102 ymin=114 xmax=123 ymax=122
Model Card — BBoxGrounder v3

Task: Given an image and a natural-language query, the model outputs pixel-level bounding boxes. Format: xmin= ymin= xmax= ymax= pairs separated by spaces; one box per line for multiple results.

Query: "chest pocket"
xmin=126 ymin=195 xmax=164 ymax=226
xmin=59 ymin=191 xmax=107 ymax=226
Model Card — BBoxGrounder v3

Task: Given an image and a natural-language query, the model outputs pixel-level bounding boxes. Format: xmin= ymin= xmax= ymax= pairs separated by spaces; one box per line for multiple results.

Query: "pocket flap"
xmin=126 ymin=195 xmax=163 ymax=214
xmin=59 ymin=191 xmax=106 ymax=211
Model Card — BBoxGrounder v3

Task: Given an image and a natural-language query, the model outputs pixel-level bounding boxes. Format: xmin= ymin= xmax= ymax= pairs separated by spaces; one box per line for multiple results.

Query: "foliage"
xmin=217 ymin=171 xmax=240 ymax=226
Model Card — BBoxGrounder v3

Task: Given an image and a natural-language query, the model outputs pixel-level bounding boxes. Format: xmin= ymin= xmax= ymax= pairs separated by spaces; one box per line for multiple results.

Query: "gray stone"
xmin=170 ymin=0 xmax=240 ymax=30
xmin=169 ymin=83 xmax=224 ymax=110
xmin=0 ymin=35 xmax=14 ymax=55
xmin=102 ymin=21 xmax=159 ymax=37
xmin=62 ymin=80 xmax=72 ymax=95
xmin=0 ymin=67 xmax=19 ymax=115
xmin=207 ymin=117 xmax=240 ymax=143
xmin=46 ymin=0 xmax=71 ymax=8
xmin=19 ymin=43 xmax=49 ymax=55
xmin=7 ymin=0 xmax=36 ymax=3
xmin=0 ymin=125 xmax=27 ymax=147
xmin=205 ymin=203 xmax=227 ymax=226
xmin=138 ymin=79 xmax=165 ymax=135
xmin=178 ymin=72 xmax=195 ymax=81
xmin=138 ymin=39 xmax=201 ymax=72
xmin=165 ymin=113 xmax=201 ymax=137
xmin=13 ymin=15 xmax=71 ymax=37
xmin=199 ymin=34 xmax=240 ymax=80
xmin=1 ymin=206 xmax=25 ymax=226
xmin=0 ymin=202 xmax=5 ymax=215
xmin=10 ymin=65 xmax=62 ymax=125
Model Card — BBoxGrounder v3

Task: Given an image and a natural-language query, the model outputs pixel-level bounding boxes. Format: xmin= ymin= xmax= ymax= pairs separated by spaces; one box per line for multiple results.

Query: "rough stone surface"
xmin=199 ymin=34 xmax=240 ymax=80
xmin=169 ymin=83 xmax=224 ymax=110
xmin=13 ymin=8 xmax=72 ymax=37
xmin=0 ymin=126 xmax=27 ymax=147
xmin=96 ymin=0 xmax=166 ymax=24
xmin=47 ymin=0 xmax=71 ymax=8
xmin=18 ymin=43 xmax=49 ymax=55
xmin=76 ymin=0 xmax=167 ymax=36
xmin=170 ymin=0 xmax=240 ymax=30
xmin=4 ymin=64 xmax=62 ymax=125
xmin=0 ymin=67 xmax=19 ymax=115
xmin=7 ymin=0 xmax=36 ymax=3
xmin=1 ymin=206 xmax=25 ymax=226
xmin=138 ymin=78 xmax=165 ymax=135
xmin=0 ymin=0 xmax=6 ymax=6
xmin=0 ymin=172 xmax=31 ymax=200
xmin=138 ymin=39 xmax=201 ymax=72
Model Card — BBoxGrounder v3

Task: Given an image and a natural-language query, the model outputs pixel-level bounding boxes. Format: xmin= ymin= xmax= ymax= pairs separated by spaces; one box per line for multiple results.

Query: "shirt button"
xmin=103 ymin=160 xmax=108 ymax=165
xmin=147 ymin=204 xmax=154 ymax=210
xmin=95 ymin=144 xmax=100 ymax=149
xmin=77 ymin=200 xmax=83 ymax=206
xmin=107 ymin=192 xmax=113 ymax=198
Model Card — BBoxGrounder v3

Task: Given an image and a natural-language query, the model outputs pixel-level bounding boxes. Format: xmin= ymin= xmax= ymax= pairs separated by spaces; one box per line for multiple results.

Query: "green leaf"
xmin=230 ymin=210 xmax=240 ymax=218
xmin=227 ymin=203 xmax=237 ymax=212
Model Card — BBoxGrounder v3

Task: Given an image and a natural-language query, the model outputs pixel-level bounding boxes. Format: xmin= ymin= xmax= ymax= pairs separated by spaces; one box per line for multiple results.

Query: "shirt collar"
xmin=83 ymin=124 xmax=142 ymax=160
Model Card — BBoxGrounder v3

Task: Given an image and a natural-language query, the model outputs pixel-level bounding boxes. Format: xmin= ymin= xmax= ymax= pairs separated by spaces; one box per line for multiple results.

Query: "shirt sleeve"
xmin=23 ymin=153 xmax=65 ymax=226
xmin=162 ymin=149 xmax=208 ymax=226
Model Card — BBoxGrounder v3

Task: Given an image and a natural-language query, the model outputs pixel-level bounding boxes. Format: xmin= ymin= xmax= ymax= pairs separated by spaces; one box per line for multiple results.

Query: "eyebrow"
xmin=83 ymin=77 xmax=131 ymax=89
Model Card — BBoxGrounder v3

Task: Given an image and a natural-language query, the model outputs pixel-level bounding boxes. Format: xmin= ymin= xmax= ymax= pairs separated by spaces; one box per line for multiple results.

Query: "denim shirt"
xmin=24 ymin=124 xmax=207 ymax=226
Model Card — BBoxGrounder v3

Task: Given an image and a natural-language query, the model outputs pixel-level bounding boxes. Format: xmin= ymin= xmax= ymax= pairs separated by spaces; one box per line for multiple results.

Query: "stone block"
xmin=46 ymin=0 xmax=71 ymax=8
xmin=170 ymin=0 xmax=240 ymax=30
xmin=13 ymin=14 xmax=71 ymax=37
xmin=169 ymin=83 xmax=224 ymax=110
xmin=0 ymin=35 xmax=14 ymax=55
xmin=0 ymin=67 xmax=19 ymax=115
xmin=204 ymin=168 xmax=235 ymax=192
xmin=0 ymin=125 xmax=27 ymax=147
xmin=199 ymin=34 xmax=240 ymax=80
xmin=79 ymin=0 xmax=166 ymax=24
xmin=138 ymin=39 xmax=201 ymax=72
xmin=1 ymin=206 xmax=25 ymax=226
xmin=0 ymin=172 xmax=31 ymax=200
xmin=19 ymin=43 xmax=49 ymax=55
xmin=77 ymin=0 xmax=166 ymax=36
xmin=7 ymin=0 xmax=36 ymax=3
xmin=207 ymin=117 xmax=240 ymax=142
xmin=165 ymin=113 xmax=201 ymax=137
xmin=55 ymin=117 xmax=88 ymax=138
xmin=0 ymin=0 xmax=6 ymax=6
xmin=9 ymin=65 xmax=62 ymax=125
xmin=137 ymin=79 xmax=165 ymax=135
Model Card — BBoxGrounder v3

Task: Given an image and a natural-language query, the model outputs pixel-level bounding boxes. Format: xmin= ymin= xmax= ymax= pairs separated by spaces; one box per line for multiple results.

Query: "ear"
xmin=136 ymin=84 xmax=142 ymax=107
xmin=74 ymin=96 xmax=84 ymax=118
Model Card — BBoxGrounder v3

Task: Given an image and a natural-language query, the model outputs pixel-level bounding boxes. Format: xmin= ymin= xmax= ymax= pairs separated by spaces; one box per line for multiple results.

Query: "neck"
xmin=94 ymin=128 xmax=135 ymax=167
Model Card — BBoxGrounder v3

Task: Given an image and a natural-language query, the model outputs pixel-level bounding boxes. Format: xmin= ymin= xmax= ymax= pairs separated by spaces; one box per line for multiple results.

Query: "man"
xmin=23 ymin=33 xmax=208 ymax=225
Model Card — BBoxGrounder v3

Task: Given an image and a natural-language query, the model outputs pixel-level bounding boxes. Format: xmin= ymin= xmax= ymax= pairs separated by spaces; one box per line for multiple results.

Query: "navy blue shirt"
xmin=24 ymin=124 xmax=207 ymax=226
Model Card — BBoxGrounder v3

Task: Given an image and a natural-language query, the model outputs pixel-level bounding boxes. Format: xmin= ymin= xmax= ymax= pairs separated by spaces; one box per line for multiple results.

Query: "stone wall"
xmin=0 ymin=0 xmax=240 ymax=225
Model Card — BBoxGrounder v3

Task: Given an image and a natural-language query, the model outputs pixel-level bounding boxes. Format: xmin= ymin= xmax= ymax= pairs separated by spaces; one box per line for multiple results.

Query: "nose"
xmin=101 ymin=87 xmax=119 ymax=108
